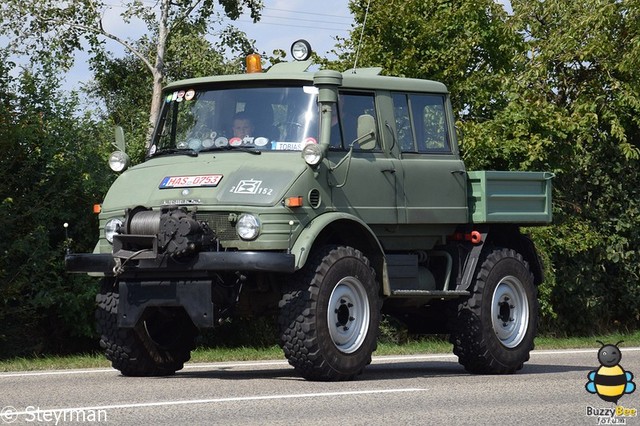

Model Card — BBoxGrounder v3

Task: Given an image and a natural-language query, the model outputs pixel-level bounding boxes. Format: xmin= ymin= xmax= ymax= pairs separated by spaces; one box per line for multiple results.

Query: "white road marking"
xmin=0 ymin=368 xmax=116 ymax=378
xmin=531 ymin=347 xmax=640 ymax=356
xmin=6 ymin=388 xmax=427 ymax=417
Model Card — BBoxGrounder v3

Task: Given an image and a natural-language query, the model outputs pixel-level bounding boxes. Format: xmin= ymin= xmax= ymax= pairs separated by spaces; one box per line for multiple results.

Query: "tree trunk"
xmin=146 ymin=0 xmax=171 ymax=147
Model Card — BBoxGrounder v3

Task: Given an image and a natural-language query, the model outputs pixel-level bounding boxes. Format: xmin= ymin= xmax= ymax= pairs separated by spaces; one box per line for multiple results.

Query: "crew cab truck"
xmin=66 ymin=44 xmax=552 ymax=380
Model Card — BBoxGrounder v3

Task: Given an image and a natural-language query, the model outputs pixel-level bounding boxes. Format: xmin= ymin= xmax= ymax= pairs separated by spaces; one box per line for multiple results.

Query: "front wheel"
xmin=449 ymin=248 xmax=538 ymax=374
xmin=96 ymin=279 xmax=198 ymax=376
xmin=279 ymin=246 xmax=381 ymax=381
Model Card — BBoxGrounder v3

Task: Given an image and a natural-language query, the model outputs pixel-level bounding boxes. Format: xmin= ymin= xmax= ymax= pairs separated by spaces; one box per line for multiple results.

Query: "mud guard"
xmin=290 ymin=212 xmax=388 ymax=291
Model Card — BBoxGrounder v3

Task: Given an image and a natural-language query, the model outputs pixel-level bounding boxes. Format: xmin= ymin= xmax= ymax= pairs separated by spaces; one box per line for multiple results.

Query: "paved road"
xmin=1 ymin=348 xmax=639 ymax=425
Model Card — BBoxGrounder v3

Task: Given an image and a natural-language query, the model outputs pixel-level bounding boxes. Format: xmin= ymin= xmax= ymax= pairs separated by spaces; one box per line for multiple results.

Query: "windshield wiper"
xmin=152 ymin=148 xmax=199 ymax=158
xmin=200 ymin=146 xmax=262 ymax=155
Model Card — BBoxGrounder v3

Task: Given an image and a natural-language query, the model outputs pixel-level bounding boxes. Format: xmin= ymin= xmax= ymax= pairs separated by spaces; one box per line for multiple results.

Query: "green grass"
xmin=535 ymin=330 xmax=640 ymax=349
xmin=0 ymin=353 xmax=111 ymax=372
xmin=2 ymin=330 xmax=639 ymax=373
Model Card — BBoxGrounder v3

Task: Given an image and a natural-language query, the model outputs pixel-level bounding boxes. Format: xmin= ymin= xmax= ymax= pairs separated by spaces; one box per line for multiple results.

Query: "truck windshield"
xmin=149 ymin=85 xmax=319 ymax=156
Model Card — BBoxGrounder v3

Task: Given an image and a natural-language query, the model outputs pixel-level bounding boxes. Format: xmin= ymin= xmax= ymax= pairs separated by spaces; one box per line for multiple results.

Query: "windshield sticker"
xmin=229 ymin=137 xmax=242 ymax=147
xmin=159 ymin=174 xmax=223 ymax=189
xmin=254 ymin=137 xmax=269 ymax=147
xmin=165 ymin=89 xmax=196 ymax=104
xmin=188 ymin=138 xmax=201 ymax=149
xmin=215 ymin=137 xmax=229 ymax=147
xmin=271 ymin=138 xmax=316 ymax=151
xmin=272 ymin=142 xmax=304 ymax=150
xmin=271 ymin=138 xmax=317 ymax=151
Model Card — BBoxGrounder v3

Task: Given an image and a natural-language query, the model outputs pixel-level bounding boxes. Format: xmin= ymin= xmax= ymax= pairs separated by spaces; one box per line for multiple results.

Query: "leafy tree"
xmin=0 ymin=53 xmax=115 ymax=357
xmin=0 ymin=3 xmax=258 ymax=356
xmin=463 ymin=0 xmax=640 ymax=332
xmin=500 ymin=0 xmax=640 ymax=333
xmin=334 ymin=0 xmax=640 ymax=333
xmin=88 ymin=24 xmax=251 ymax=163
xmin=328 ymin=0 xmax=520 ymax=122
xmin=0 ymin=0 xmax=263 ymax=145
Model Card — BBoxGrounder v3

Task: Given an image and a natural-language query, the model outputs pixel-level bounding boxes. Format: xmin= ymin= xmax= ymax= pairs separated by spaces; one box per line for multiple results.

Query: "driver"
xmin=232 ymin=112 xmax=254 ymax=138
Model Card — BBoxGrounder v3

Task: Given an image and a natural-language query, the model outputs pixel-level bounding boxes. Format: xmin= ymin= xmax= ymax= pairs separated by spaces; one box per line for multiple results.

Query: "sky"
xmin=59 ymin=0 xmax=511 ymax=91
xmin=62 ymin=0 xmax=355 ymax=91
xmin=232 ymin=0 xmax=354 ymax=58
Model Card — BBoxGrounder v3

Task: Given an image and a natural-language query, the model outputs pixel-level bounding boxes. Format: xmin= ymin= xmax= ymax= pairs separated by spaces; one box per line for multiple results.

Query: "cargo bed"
xmin=467 ymin=171 xmax=553 ymax=224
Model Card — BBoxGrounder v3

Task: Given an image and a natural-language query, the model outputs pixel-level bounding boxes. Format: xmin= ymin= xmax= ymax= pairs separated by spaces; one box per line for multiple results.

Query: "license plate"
xmin=159 ymin=174 xmax=223 ymax=189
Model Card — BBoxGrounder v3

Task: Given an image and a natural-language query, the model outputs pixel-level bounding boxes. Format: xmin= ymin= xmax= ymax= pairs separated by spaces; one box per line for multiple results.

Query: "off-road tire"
xmin=278 ymin=246 xmax=380 ymax=381
xmin=449 ymin=248 xmax=538 ymax=374
xmin=96 ymin=278 xmax=197 ymax=376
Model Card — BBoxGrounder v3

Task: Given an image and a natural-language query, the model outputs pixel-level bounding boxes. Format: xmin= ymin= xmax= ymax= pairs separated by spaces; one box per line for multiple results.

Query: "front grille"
xmin=196 ymin=213 xmax=237 ymax=241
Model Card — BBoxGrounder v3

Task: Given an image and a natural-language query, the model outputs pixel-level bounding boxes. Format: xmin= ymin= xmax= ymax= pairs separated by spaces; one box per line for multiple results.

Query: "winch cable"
xmin=113 ymin=248 xmax=153 ymax=276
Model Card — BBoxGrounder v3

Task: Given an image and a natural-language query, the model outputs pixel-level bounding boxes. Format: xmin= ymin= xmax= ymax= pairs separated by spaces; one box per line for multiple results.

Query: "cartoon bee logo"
xmin=586 ymin=341 xmax=636 ymax=403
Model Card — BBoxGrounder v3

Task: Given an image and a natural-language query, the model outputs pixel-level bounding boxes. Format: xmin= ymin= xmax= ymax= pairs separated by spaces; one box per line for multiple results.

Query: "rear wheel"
xmin=449 ymin=248 xmax=538 ymax=374
xmin=96 ymin=279 xmax=198 ymax=376
xmin=279 ymin=246 xmax=381 ymax=381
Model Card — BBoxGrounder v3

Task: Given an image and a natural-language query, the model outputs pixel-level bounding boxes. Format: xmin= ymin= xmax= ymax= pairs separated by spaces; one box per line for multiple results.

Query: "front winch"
xmin=157 ymin=208 xmax=215 ymax=257
xmin=114 ymin=207 xmax=216 ymax=259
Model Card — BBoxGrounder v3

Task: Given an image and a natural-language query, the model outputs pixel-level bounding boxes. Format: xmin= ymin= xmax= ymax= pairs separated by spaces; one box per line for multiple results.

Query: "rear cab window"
xmin=391 ymin=93 xmax=451 ymax=154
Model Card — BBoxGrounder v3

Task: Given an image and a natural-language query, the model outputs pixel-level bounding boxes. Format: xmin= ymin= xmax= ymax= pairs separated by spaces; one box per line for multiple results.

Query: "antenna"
xmin=352 ymin=0 xmax=372 ymax=73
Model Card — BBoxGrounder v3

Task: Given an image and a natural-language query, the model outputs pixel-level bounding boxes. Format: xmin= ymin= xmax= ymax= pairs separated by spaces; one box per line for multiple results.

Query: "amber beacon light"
xmin=246 ymin=53 xmax=262 ymax=73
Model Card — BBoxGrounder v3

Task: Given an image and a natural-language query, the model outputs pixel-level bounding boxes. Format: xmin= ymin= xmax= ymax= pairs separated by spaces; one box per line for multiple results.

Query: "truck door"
xmin=391 ymin=93 xmax=468 ymax=224
xmin=328 ymin=91 xmax=402 ymax=225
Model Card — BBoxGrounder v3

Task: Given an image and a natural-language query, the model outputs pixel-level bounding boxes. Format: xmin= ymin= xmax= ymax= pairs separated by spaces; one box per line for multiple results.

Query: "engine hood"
xmin=102 ymin=152 xmax=308 ymax=212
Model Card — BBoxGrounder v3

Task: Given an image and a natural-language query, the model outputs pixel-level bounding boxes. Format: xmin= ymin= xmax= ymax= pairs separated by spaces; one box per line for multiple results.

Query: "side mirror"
xmin=356 ymin=114 xmax=377 ymax=150
xmin=114 ymin=126 xmax=126 ymax=152
xmin=109 ymin=126 xmax=130 ymax=173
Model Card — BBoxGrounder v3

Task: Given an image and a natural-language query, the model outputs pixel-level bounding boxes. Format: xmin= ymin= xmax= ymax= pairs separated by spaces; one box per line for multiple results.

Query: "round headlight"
xmin=302 ymin=143 xmax=323 ymax=166
xmin=291 ymin=39 xmax=312 ymax=61
xmin=236 ymin=214 xmax=260 ymax=240
xmin=105 ymin=218 xmax=123 ymax=244
xmin=108 ymin=151 xmax=131 ymax=172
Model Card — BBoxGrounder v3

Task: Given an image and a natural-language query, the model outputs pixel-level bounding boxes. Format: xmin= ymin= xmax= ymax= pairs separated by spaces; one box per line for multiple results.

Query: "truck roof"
xmin=165 ymin=61 xmax=449 ymax=94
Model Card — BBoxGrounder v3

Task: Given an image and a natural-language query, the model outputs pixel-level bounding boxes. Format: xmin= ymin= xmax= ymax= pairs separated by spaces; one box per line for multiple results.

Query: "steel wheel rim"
xmin=327 ymin=276 xmax=370 ymax=354
xmin=491 ymin=275 xmax=529 ymax=348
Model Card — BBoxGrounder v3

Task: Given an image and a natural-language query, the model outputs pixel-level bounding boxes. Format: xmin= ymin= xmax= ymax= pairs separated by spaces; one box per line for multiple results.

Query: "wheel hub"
xmin=491 ymin=276 xmax=529 ymax=348
xmin=327 ymin=277 xmax=370 ymax=354
xmin=335 ymin=300 xmax=353 ymax=329
xmin=497 ymin=297 xmax=514 ymax=326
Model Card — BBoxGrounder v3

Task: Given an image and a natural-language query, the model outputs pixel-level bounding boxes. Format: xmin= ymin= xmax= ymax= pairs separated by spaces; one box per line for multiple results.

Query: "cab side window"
xmin=331 ymin=92 xmax=378 ymax=150
xmin=391 ymin=93 xmax=414 ymax=151
xmin=411 ymin=94 xmax=449 ymax=152
xmin=392 ymin=93 xmax=450 ymax=153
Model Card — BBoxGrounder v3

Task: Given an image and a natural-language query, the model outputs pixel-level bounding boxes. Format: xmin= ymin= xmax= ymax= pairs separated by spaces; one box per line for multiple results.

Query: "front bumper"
xmin=65 ymin=251 xmax=296 ymax=275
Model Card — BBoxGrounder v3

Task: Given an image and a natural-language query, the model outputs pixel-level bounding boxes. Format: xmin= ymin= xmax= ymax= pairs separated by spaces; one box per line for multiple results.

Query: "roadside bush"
xmin=0 ymin=59 xmax=114 ymax=358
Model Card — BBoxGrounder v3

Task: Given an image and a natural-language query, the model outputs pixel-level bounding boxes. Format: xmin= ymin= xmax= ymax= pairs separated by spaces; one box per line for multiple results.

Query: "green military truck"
xmin=66 ymin=42 xmax=552 ymax=381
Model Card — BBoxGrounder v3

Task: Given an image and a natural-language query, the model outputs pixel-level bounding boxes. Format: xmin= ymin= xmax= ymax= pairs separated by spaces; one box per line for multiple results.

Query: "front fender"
xmin=291 ymin=212 xmax=384 ymax=271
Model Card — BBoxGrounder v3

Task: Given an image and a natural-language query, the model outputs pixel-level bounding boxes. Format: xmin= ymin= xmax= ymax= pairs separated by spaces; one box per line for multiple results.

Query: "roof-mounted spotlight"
xmin=291 ymin=39 xmax=312 ymax=61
